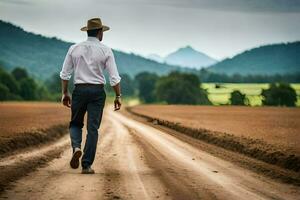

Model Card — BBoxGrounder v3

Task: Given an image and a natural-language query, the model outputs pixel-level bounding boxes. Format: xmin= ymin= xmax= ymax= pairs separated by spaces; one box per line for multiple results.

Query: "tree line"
xmin=132 ymin=72 xmax=298 ymax=107
xmin=230 ymin=83 xmax=298 ymax=107
xmin=0 ymin=66 xmax=139 ymax=102
xmin=134 ymin=71 xmax=211 ymax=105
xmin=0 ymin=66 xmax=298 ymax=107
xmin=198 ymin=69 xmax=300 ymax=83
xmin=0 ymin=67 xmax=50 ymax=101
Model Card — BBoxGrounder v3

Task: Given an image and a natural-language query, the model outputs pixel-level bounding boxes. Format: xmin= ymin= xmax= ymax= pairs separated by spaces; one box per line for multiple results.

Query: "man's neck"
xmin=87 ymin=36 xmax=99 ymax=41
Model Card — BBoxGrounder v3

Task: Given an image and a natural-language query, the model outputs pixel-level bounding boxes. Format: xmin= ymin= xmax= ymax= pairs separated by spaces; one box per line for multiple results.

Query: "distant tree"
xmin=198 ymin=69 xmax=300 ymax=83
xmin=155 ymin=72 xmax=211 ymax=105
xmin=262 ymin=83 xmax=297 ymax=107
xmin=231 ymin=74 xmax=243 ymax=83
xmin=0 ymin=83 xmax=9 ymax=101
xmin=215 ymin=84 xmax=221 ymax=88
xmin=120 ymin=73 xmax=135 ymax=96
xmin=12 ymin=67 xmax=28 ymax=80
xmin=36 ymin=85 xmax=51 ymax=100
xmin=19 ymin=78 xmax=38 ymax=100
xmin=230 ymin=90 xmax=247 ymax=105
xmin=46 ymin=73 xmax=61 ymax=94
xmin=46 ymin=72 xmax=74 ymax=97
xmin=135 ymin=72 xmax=159 ymax=103
xmin=198 ymin=88 xmax=212 ymax=105
xmin=0 ymin=69 xmax=19 ymax=94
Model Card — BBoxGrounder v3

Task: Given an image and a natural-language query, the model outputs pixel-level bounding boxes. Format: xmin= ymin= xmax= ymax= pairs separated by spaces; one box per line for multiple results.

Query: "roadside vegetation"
xmin=203 ymin=83 xmax=299 ymax=106
xmin=229 ymin=90 xmax=248 ymax=105
xmin=0 ymin=64 xmax=299 ymax=107
xmin=262 ymin=83 xmax=298 ymax=107
xmin=134 ymin=71 xmax=298 ymax=107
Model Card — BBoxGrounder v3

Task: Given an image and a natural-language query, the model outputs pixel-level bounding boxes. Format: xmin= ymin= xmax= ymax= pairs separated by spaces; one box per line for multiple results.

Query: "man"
xmin=60 ymin=18 xmax=121 ymax=174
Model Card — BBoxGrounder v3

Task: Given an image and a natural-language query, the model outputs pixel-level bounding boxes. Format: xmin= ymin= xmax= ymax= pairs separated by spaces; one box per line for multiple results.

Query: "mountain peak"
xmin=164 ymin=45 xmax=217 ymax=69
xmin=178 ymin=45 xmax=195 ymax=52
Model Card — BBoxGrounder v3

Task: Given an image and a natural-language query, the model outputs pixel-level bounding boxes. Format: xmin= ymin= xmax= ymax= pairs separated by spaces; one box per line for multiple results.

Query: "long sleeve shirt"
xmin=60 ymin=37 xmax=121 ymax=86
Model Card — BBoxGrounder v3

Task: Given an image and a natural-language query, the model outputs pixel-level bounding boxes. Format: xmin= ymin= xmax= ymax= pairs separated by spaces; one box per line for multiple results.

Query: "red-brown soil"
xmin=0 ymin=102 xmax=69 ymax=137
xmin=1 ymin=109 xmax=300 ymax=199
xmin=0 ymin=102 xmax=70 ymax=156
xmin=128 ymin=105 xmax=300 ymax=171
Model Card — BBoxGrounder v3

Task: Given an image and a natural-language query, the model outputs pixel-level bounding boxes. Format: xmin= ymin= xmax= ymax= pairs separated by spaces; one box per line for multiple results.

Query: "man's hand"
xmin=62 ymin=93 xmax=71 ymax=108
xmin=112 ymin=83 xmax=121 ymax=111
xmin=114 ymin=97 xmax=122 ymax=111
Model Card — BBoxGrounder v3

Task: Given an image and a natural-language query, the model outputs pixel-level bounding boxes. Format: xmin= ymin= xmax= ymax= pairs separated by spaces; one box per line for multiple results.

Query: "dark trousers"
xmin=69 ymin=84 xmax=106 ymax=168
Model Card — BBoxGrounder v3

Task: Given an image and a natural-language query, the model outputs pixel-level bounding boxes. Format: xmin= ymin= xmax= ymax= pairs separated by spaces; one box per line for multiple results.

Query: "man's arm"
xmin=112 ymin=82 xmax=121 ymax=111
xmin=61 ymin=80 xmax=71 ymax=108
xmin=106 ymin=49 xmax=122 ymax=111
xmin=60 ymin=46 xmax=74 ymax=108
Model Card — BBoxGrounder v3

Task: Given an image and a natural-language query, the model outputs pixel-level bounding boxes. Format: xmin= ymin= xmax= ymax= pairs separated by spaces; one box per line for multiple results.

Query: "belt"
xmin=75 ymin=83 xmax=104 ymax=88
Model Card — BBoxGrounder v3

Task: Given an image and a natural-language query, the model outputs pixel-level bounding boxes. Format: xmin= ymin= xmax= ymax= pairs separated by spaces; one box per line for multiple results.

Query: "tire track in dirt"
xmin=1 ymin=109 xmax=300 ymax=200
xmin=109 ymin=110 xmax=300 ymax=200
xmin=102 ymin=115 xmax=171 ymax=200
xmin=0 ymin=134 xmax=70 ymax=193
xmin=0 ymin=111 xmax=170 ymax=200
xmin=123 ymin=108 xmax=300 ymax=186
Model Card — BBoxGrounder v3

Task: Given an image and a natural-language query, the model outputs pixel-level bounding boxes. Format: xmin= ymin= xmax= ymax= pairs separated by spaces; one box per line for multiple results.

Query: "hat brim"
xmin=80 ymin=25 xmax=110 ymax=32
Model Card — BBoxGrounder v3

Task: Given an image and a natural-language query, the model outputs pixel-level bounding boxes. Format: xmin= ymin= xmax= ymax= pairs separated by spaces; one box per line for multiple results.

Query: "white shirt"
xmin=60 ymin=37 xmax=121 ymax=86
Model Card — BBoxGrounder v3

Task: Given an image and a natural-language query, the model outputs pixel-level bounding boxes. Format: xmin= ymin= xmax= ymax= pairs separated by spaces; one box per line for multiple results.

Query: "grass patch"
xmin=202 ymin=83 xmax=300 ymax=106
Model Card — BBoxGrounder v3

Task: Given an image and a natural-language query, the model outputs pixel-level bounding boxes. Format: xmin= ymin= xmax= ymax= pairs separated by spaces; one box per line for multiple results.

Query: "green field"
xmin=202 ymin=83 xmax=300 ymax=106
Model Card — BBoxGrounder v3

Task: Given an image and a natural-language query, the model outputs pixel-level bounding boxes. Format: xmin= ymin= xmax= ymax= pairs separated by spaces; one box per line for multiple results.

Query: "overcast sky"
xmin=0 ymin=0 xmax=300 ymax=60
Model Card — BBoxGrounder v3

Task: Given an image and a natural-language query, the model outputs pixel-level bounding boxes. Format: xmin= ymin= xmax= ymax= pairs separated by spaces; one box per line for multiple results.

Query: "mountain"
xmin=164 ymin=46 xmax=217 ymax=69
xmin=208 ymin=42 xmax=300 ymax=75
xmin=0 ymin=20 xmax=186 ymax=80
xmin=147 ymin=54 xmax=164 ymax=63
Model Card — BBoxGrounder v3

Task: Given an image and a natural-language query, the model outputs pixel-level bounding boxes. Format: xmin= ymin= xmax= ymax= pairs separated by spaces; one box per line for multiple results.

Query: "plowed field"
xmin=128 ymin=105 xmax=300 ymax=172
xmin=0 ymin=102 xmax=69 ymax=137
xmin=0 ymin=102 xmax=69 ymax=155
xmin=129 ymin=105 xmax=300 ymax=153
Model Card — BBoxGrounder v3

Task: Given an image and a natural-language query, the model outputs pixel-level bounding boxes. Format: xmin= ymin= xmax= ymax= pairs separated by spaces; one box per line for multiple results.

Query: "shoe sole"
xmin=70 ymin=150 xmax=82 ymax=169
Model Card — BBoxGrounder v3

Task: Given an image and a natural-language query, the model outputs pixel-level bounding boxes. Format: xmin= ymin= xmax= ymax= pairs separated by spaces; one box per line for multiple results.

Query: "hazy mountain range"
xmin=148 ymin=46 xmax=217 ymax=69
xmin=208 ymin=42 xmax=300 ymax=75
xmin=0 ymin=20 xmax=188 ymax=80
xmin=0 ymin=20 xmax=299 ymax=80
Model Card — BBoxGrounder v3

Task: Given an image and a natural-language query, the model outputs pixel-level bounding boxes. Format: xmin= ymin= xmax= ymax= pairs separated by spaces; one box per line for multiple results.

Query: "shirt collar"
xmin=87 ymin=37 xmax=99 ymax=42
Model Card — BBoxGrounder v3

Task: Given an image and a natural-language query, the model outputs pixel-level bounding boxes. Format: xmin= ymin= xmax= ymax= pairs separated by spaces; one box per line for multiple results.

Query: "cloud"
xmin=0 ymin=0 xmax=32 ymax=5
xmin=100 ymin=0 xmax=300 ymax=13
xmin=2 ymin=0 xmax=300 ymax=13
xmin=186 ymin=0 xmax=300 ymax=13
xmin=1 ymin=0 xmax=299 ymax=59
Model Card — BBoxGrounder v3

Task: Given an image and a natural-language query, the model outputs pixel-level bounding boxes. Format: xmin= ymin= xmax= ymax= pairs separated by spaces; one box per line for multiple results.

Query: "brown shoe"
xmin=70 ymin=148 xmax=82 ymax=169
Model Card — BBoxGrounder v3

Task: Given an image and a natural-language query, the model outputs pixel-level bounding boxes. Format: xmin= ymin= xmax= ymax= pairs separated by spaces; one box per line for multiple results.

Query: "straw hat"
xmin=80 ymin=18 xmax=110 ymax=32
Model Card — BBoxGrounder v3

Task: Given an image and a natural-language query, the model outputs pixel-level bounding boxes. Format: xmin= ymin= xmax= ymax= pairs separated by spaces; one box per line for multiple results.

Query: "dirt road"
xmin=1 ymin=109 xmax=300 ymax=200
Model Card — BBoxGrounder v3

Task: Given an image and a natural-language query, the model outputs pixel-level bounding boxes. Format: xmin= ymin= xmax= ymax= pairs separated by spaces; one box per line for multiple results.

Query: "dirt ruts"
xmin=126 ymin=107 xmax=300 ymax=172
xmin=1 ymin=109 xmax=300 ymax=200
xmin=0 ymin=134 xmax=69 ymax=192
xmin=0 ymin=124 xmax=68 ymax=158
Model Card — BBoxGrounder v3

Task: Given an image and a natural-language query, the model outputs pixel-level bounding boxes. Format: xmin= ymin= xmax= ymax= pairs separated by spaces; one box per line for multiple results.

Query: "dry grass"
xmin=128 ymin=105 xmax=300 ymax=171
xmin=0 ymin=102 xmax=70 ymax=156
